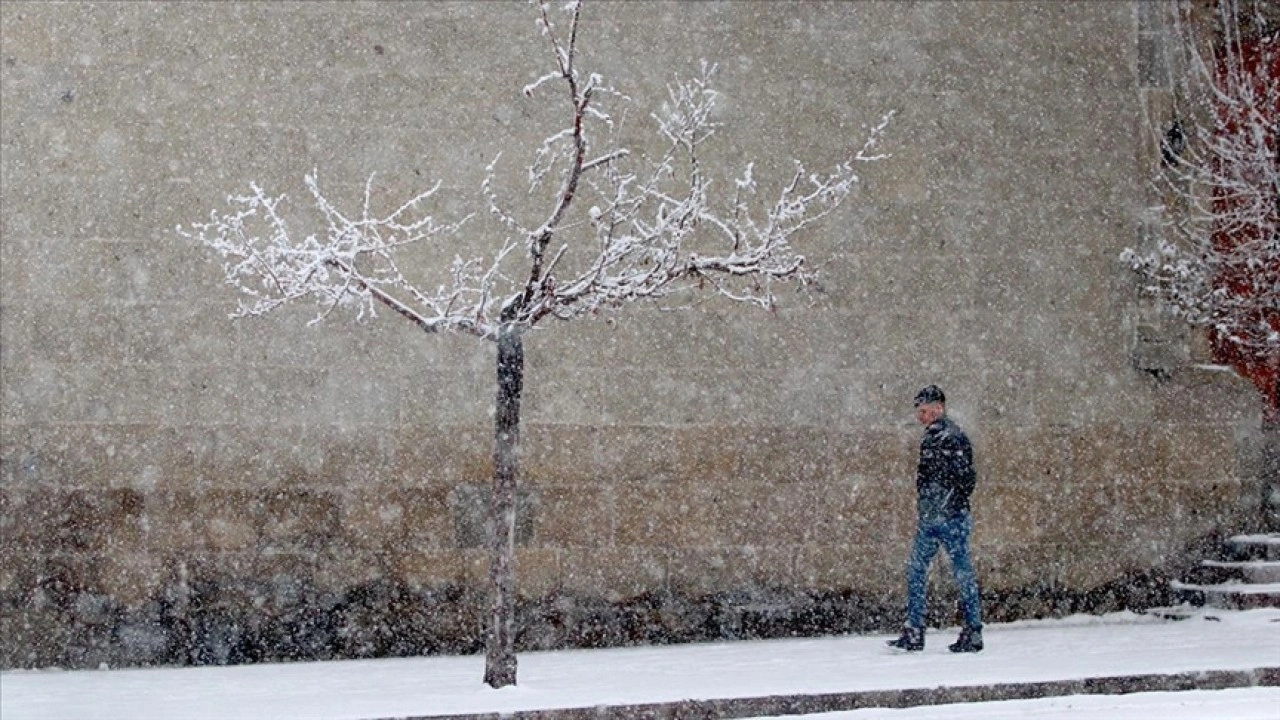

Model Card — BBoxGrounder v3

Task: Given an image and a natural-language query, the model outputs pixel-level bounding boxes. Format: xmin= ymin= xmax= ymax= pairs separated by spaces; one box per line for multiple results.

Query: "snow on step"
xmin=1171 ymin=579 xmax=1280 ymax=608
xmin=1228 ymin=533 xmax=1280 ymax=546
xmin=1227 ymin=534 xmax=1280 ymax=562
xmin=1201 ymin=559 xmax=1280 ymax=583
xmin=1171 ymin=580 xmax=1280 ymax=595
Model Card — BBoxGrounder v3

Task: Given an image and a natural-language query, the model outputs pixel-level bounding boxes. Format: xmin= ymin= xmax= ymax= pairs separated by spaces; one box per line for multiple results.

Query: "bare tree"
xmin=180 ymin=1 xmax=891 ymax=688
xmin=1124 ymin=0 xmax=1278 ymax=419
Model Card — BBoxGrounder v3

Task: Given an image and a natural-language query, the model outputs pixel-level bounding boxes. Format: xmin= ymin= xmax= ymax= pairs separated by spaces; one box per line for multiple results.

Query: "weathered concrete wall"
xmin=0 ymin=1 xmax=1262 ymax=668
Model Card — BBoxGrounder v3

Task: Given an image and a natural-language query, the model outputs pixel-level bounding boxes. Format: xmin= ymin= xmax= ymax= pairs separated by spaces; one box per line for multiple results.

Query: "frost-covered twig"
xmin=178 ymin=172 xmax=497 ymax=337
xmin=530 ymin=92 xmax=894 ymax=323
xmin=183 ymin=0 xmax=893 ymax=343
xmin=1124 ymin=0 xmax=1278 ymax=355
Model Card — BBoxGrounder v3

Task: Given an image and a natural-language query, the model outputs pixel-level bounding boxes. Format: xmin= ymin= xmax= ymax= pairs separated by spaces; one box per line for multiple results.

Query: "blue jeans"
xmin=905 ymin=512 xmax=982 ymax=629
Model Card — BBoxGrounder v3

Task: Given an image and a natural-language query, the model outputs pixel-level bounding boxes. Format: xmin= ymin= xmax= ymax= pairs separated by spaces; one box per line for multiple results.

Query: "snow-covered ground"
xmin=775 ymin=688 xmax=1280 ymax=720
xmin=2 ymin=608 xmax=1278 ymax=720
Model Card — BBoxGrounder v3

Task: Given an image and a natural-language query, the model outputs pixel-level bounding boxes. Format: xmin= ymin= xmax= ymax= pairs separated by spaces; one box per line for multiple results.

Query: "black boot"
xmin=948 ymin=625 xmax=983 ymax=653
xmin=886 ymin=626 xmax=924 ymax=651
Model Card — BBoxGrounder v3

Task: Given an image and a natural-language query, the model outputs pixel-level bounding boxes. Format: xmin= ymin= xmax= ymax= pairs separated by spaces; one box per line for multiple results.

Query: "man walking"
xmin=887 ymin=385 xmax=984 ymax=653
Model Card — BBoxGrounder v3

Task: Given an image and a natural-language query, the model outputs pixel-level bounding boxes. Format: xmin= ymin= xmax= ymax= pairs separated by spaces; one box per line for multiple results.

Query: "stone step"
xmin=1201 ymin=560 xmax=1280 ymax=584
xmin=1228 ymin=534 xmax=1280 ymax=561
xmin=1172 ymin=580 xmax=1280 ymax=595
xmin=1170 ymin=580 xmax=1280 ymax=609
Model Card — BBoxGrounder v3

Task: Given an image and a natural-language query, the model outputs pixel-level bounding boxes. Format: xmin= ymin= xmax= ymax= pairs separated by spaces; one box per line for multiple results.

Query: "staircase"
xmin=1171 ymin=533 xmax=1280 ymax=609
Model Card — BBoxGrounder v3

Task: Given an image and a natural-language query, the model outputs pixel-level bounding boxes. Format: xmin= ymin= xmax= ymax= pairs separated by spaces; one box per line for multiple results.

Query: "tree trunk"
xmin=484 ymin=326 xmax=523 ymax=688
xmin=1261 ymin=415 xmax=1280 ymax=532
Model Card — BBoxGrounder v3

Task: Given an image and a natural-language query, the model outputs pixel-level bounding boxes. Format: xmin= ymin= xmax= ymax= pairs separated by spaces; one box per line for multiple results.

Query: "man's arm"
xmin=941 ymin=431 xmax=976 ymax=504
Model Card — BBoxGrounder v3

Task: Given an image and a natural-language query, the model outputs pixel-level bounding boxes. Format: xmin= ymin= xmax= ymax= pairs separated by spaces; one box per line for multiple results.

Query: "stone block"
xmin=1154 ymin=426 xmax=1238 ymax=485
xmin=1025 ymin=372 xmax=1149 ymax=428
xmin=612 ymin=481 xmax=723 ymax=548
xmin=726 ymin=427 xmax=823 ymax=485
xmin=982 ymin=539 xmax=1071 ymax=591
xmin=556 ymin=547 xmax=666 ymax=602
xmin=259 ymin=489 xmax=341 ymax=551
xmin=97 ymin=552 xmax=166 ymax=608
xmin=35 ymin=422 xmax=183 ymax=490
xmin=793 ymin=542 xmax=904 ymax=596
xmin=665 ymin=547 xmax=795 ymax=597
xmin=211 ymin=366 xmax=319 ymax=427
xmin=0 ymin=489 xmax=144 ymax=552
xmin=347 ymin=486 xmax=454 ymax=550
xmin=144 ymin=492 xmax=235 ymax=551
xmin=979 ymin=426 xmax=1070 ymax=486
xmin=201 ymin=424 xmax=372 ymax=490
xmin=712 ymin=480 xmax=863 ymax=547
xmin=964 ymin=252 xmax=1126 ymax=321
xmin=250 ymin=549 xmax=322 ymax=593
xmin=0 ymin=173 xmax=101 ymax=241
xmin=19 ymin=300 xmax=225 ymax=368
xmin=10 ymin=362 xmax=202 ymax=425
xmin=1066 ymin=424 xmax=1142 ymax=480
xmin=309 ymin=548 xmax=388 ymax=595
xmin=1155 ymin=366 xmax=1260 ymax=424
xmin=395 ymin=549 xmax=473 ymax=590
xmin=228 ymin=305 xmax=420 ymax=373
xmin=513 ymin=548 xmax=561 ymax=599
xmin=519 ymin=425 xmax=606 ymax=486
xmin=844 ymin=477 xmax=917 ymax=539
xmin=24 ymin=551 xmax=105 ymax=605
xmin=1170 ymin=475 xmax=1248 ymax=528
xmin=1051 ymin=542 xmax=1126 ymax=591
xmin=385 ymin=425 xmax=490 ymax=487
xmin=195 ymin=367 xmax=344 ymax=428
xmin=395 ymin=368 xmax=494 ymax=427
xmin=4 ymin=100 xmax=144 ymax=186
xmin=0 ymin=2 xmax=144 ymax=64
xmin=523 ymin=306 xmax=893 ymax=381
xmin=522 ymin=366 xmax=699 ymax=427
xmin=732 ymin=426 xmax=916 ymax=485
xmin=0 ymin=238 xmax=218 ymax=312
xmin=587 ymin=425 xmax=741 ymax=486
xmin=0 ymin=240 xmax=30 ymax=308
xmin=0 ymin=489 xmax=37 ymax=550
xmin=531 ymin=485 xmax=612 ymax=548
xmin=341 ymin=487 xmax=410 ymax=550
xmin=979 ymin=479 xmax=1052 ymax=547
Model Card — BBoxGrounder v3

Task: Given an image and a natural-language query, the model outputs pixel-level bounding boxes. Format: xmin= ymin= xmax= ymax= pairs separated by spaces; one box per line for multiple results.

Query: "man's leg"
xmin=905 ymin=521 xmax=941 ymax=629
xmin=939 ymin=513 xmax=982 ymax=629
xmin=939 ymin=513 xmax=984 ymax=652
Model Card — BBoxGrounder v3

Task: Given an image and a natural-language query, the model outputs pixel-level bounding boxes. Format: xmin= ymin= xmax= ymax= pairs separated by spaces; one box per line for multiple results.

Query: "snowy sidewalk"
xmin=2 ymin=608 xmax=1278 ymax=720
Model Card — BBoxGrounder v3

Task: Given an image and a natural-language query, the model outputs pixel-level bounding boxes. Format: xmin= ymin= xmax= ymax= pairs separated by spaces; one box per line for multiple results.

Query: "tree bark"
xmin=484 ymin=325 xmax=524 ymax=688
xmin=1261 ymin=415 xmax=1280 ymax=532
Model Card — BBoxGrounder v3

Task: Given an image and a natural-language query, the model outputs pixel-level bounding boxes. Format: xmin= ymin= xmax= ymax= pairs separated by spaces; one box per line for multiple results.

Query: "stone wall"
xmin=0 ymin=1 xmax=1262 ymax=668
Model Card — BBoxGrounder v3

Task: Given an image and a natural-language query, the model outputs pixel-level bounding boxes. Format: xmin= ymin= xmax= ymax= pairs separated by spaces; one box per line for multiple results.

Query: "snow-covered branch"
xmin=1125 ymin=0 xmax=1278 ymax=355
xmin=520 ymin=68 xmax=894 ymax=323
xmin=178 ymin=172 xmax=503 ymax=339
xmin=183 ymin=0 xmax=893 ymax=344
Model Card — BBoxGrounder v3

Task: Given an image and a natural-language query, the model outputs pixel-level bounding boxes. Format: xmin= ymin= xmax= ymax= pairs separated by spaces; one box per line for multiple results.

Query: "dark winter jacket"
xmin=916 ymin=416 xmax=976 ymax=521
